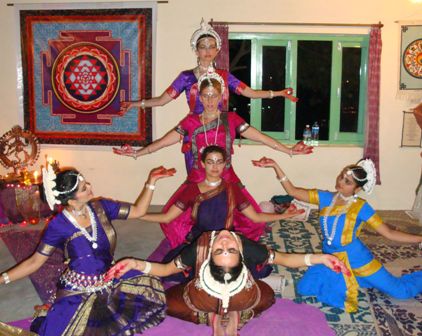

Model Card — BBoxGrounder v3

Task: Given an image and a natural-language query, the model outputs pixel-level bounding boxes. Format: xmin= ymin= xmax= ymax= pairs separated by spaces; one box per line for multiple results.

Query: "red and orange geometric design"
xmin=20 ymin=8 xmax=153 ymax=145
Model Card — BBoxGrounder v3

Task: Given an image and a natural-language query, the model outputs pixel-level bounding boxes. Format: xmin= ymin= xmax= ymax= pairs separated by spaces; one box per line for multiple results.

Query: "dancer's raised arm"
xmin=252 ymin=157 xmax=310 ymax=202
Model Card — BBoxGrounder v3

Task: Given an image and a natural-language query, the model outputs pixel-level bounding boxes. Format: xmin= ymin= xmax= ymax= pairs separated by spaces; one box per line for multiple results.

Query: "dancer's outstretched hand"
xmin=148 ymin=166 xmax=176 ymax=184
xmin=320 ymin=255 xmax=351 ymax=276
xmin=104 ymin=258 xmax=137 ymax=281
xmin=280 ymin=87 xmax=299 ymax=103
xmin=120 ymin=101 xmax=137 ymax=113
xmin=251 ymin=156 xmax=277 ymax=168
xmin=282 ymin=203 xmax=305 ymax=219
xmin=113 ymin=144 xmax=138 ymax=158
xmin=291 ymin=141 xmax=313 ymax=155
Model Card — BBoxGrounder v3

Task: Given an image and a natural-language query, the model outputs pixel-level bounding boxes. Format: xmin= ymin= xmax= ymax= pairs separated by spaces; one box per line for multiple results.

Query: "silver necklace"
xmin=63 ymin=206 xmax=98 ymax=249
xmin=71 ymin=206 xmax=87 ymax=218
xmin=338 ymin=193 xmax=354 ymax=202
xmin=201 ymin=112 xmax=220 ymax=148
xmin=205 ymin=178 xmax=222 ymax=187
xmin=322 ymin=193 xmax=353 ymax=246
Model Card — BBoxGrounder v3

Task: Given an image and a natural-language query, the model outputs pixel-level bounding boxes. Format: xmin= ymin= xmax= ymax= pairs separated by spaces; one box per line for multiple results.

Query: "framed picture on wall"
xmin=16 ymin=2 xmax=155 ymax=146
xmin=401 ymin=111 xmax=422 ymax=147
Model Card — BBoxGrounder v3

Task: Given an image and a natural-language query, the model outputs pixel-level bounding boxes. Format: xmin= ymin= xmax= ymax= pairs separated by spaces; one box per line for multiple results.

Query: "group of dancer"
xmin=1 ymin=19 xmax=422 ymax=336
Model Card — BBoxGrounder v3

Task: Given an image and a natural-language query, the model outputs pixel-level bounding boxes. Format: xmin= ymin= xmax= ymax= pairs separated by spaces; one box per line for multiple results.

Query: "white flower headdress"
xmin=42 ymin=164 xmax=83 ymax=210
xmin=198 ymin=231 xmax=248 ymax=313
xmin=190 ymin=18 xmax=222 ymax=51
xmin=197 ymin=70 xmax=225 ymax=95
xmin=347 ymin=158 xmax=377 ymax=194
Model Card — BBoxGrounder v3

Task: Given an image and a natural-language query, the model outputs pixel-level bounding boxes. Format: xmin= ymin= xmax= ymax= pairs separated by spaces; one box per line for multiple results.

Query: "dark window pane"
xmin=295 ymin=41 xmax=332 ymax=140
xmin=340 ymin=47 xmax=361 ymax=132
xmin=261 ymin=46 xmax=286 ymax=132
xmin=229 ymin=39 xmax=251 ymax=124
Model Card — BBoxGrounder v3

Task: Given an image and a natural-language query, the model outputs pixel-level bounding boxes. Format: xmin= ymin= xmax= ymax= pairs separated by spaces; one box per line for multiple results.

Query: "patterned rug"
xmin=265 ymin=210 xmax=422 ymax=336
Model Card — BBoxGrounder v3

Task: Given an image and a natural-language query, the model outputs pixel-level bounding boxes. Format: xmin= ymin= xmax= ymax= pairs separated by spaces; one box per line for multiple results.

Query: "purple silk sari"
xmin=32 ymin=199 xmax=166 ymax=336
xmin=166 ymin=69 xmax=246 ymax=115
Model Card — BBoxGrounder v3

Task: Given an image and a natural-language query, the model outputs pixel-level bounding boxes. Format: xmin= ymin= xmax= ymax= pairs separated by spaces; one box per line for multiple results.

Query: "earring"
xmin=353 ymin=194 xmax=358 ymax=202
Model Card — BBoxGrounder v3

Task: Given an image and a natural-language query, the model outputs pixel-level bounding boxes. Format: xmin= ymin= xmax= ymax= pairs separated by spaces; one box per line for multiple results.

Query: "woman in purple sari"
xmin=0 ymin=165 xmax=167 ymax=335
xmin=137 ymin=146 xmax=302 ymax=253
xmin=136 ymin=145 xmax=303 ymax=284
xmin=116 ymin=20 xmax=299 ymax=174
xmin=120 ymin=19 xmax=298 ymax=115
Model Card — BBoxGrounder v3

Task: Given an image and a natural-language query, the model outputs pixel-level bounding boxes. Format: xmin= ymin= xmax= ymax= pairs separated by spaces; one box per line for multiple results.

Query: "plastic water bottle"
xmin=311 ymin=122 xmax=319 ymax=146
xmin=303 ymin=125 xmax=311 ymax=145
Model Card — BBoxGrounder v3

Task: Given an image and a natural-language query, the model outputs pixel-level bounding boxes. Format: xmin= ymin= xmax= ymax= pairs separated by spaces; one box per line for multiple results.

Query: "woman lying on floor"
xmin=106 ymin=229 xmax=349 ymax=336
xmin=252 ymin=156 xmax=422 ymax=313
xmin=0 ymin=164 xmax=167 ymax=335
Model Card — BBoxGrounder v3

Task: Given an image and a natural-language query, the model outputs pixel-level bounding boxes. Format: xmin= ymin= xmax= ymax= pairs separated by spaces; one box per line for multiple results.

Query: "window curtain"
xmin=210 ymin=22 xmax=229 ymax=71
xmin=364 ymin=27 xmax=382 ymax=184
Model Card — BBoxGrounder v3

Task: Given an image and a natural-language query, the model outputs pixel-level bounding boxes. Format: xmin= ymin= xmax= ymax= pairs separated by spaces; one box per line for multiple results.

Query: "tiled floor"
xmin=0 ymin=206 xmax=164 ymax=322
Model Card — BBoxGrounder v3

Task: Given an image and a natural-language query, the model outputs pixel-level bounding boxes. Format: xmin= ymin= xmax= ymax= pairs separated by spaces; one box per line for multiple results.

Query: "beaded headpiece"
xmin=199 ymin=231 xmax=248 ymax=313
xmin=190 ymin=18 xmax=222 ymax=51
xmin=42 ymin=164 xmax=83 ymax=210
xmin=346 ymin=158 xmax=376 ymax=194
xmin=197 ymin=70 xmax=226 ymax=95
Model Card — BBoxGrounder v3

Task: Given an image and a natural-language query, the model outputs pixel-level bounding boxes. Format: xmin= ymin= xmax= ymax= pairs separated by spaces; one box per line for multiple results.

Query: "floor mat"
xmin=7 ymin=299 xmax=335 ymax=336
xmin=269 ymin=210 xmax=422 ymax=336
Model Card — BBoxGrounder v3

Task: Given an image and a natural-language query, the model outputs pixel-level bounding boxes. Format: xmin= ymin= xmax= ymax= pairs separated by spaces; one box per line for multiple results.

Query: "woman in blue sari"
xmin=253 ymin=156 xmax=422 ymax=313
xmin=0 ymin=165 xmax=167 ymax=335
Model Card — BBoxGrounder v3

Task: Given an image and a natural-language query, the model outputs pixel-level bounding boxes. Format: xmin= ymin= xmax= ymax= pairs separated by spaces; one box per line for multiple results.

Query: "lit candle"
xmin=47 ymin=157 xmax=54 ymax=165
xmin=33 ymin=171 xmax=39 ymax=183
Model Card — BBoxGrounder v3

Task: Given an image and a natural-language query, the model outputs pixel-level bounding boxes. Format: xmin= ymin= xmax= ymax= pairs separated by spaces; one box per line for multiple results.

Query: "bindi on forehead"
xmin=199 ymin=37 xmax=216 ymax=46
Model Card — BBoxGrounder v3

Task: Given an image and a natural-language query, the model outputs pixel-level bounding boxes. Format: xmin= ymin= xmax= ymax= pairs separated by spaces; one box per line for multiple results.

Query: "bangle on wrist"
xmin=277 ymin=175 xmax=288 ymax=183
xmin=145 ymin=183 xmax=156 ymax=191
xmin=418 ymin=242 xmax=422 ymax=250
xmin=268 ymin=90 xmax=274 ymax=99
xmin=304 ymin=254 xmax=313 ymax=266
xmin=143 ymin=261 xmax=152 ymax=274
xmin=2 ymin=272 xmax=11 ymax=284
xmin=289 ymin=149 xmax=293 ymax=158
xmin=140 ymin=99 xmax=146 ymax=109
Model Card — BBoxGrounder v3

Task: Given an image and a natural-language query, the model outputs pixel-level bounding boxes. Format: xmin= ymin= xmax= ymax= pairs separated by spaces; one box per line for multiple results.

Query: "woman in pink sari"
xmin=129 ymin=72 xmax=312 ymax=249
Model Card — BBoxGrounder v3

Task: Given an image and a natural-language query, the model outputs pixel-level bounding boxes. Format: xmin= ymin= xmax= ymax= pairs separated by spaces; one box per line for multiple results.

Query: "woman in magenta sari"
xmin=121 ymin=73 xmax=312 ymax=249
xmin=0 ymin=165 xmax=167 ymax=335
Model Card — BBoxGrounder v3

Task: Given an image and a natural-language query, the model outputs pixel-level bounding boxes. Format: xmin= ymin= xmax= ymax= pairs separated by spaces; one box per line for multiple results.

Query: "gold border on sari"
xmin=308 ymin=189 xmax=319 ymax=205
xmin=119 ymin=276 xmax=166 ymax=304
xmin=117 ymin=203 xmax=131 ymax=220
xmin=0 ymin=321 xmax=37 ymax=336
xmin=63 ymin=232 xmax=84 ymax=261
xmin=365 ymin=213 xmax=383 ymax=230
xmin=353 ymin=259 xmax=382 ymax=277
xmin=341 ymin=199 xmax=364 ymax=246
xmin=91 ymin=201 xmax=117 ymax=255
xmin=37 ymin=242 xmax=56 ymax=257
xmin=334 ymin=251 xmax=359 ymax=313
xmin=62 ymin=293 xmax=97 ymax=336
xmin=191 ymin=184 xmax=226 ymax=220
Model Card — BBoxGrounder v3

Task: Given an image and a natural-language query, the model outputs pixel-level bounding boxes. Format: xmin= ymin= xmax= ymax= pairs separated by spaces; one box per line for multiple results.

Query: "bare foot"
xmin=225 ymin=311 xmax=239 ymax=336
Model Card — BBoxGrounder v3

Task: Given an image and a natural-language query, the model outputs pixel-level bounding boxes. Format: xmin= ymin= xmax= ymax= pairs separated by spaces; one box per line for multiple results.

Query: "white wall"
xmin=0 ymin=0 xmax=421 ymax=209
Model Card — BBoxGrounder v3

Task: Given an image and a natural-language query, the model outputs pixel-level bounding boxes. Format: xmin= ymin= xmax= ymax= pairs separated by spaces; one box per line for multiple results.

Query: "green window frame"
xmin=229 ymin=33 xmax=369 ymax=145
